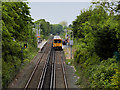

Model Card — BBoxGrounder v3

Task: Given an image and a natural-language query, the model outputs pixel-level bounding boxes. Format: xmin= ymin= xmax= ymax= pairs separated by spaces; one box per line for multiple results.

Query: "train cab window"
xmin=54 ymin=40 xmax=61 ymax=43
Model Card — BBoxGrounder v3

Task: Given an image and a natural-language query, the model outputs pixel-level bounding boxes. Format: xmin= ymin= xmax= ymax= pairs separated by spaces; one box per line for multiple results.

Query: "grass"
xmin=65 ymin=59 xmax=73 ymax=65
xmin=74 ymin=64 xmax=90 ymax=88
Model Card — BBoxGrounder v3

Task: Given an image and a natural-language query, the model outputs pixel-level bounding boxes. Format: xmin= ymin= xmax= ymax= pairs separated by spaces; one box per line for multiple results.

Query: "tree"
xmin=92 ymin=1 xmax=120 ymax=14
xmin=72 ymin=2 xmax=120 ymax=88
xmin=94 ymin=22 xmax=119 ymax=59
xmin=72 ymin=5 xmax=119 ymax=59
xmin=59 ymin=21 xmax=68 ymax=29
xmin=51 ymin=24 xmax=63 ymax=35
xmin=34 ymin=19 xmax=51 ymax=39
xmin=72 ymin=6 xmax=93 ymax=38
xmin=2 ymin=2 xmax=36 ymax=88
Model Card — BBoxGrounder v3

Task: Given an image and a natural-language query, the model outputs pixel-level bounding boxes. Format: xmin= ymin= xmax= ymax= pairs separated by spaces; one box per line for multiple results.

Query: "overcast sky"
xmin=28 ymin=2 xmax=93 ymax=25
xmin=27 ymin=0 xmax=93 ymax=2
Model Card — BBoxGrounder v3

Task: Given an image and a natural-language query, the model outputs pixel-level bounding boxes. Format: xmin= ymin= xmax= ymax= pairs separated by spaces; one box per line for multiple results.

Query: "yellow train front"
xmin=52 ymin=36 xmax=62 ymax=50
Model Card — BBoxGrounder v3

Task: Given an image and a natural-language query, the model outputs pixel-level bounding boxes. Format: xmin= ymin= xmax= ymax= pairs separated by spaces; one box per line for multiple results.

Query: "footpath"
xmin=63 ymin=45 xmax=78 ymax=88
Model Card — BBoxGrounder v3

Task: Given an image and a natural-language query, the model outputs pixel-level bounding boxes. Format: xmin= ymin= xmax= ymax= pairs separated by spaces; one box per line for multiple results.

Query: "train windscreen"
xmin=54 ymin=40 xmax=61 ymax=43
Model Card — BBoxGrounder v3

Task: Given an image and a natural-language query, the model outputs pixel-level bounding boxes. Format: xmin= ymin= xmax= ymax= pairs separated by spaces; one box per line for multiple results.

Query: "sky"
xmin=28 ymin=2 xmax=93 ymax=25
xmin=27 ymin=0 xmax=93 ymax=2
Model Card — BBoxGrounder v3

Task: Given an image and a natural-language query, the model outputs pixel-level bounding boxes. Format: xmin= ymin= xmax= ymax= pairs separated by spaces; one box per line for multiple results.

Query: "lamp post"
xmin=39 ymin=24 xmax=41 ymax=36
xmin=37 ymin=24 xmax=39 ymax=36
xmin=20 ymin=45 xmax=23 ymax=64
xmin=69 ymin=30 xmax=73 ymax=59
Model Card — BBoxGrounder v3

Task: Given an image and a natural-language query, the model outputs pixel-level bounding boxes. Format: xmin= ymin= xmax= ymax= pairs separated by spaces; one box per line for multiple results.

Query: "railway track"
xmin=24 ymin=38 xmax=68 ymax=89
xmin=24 ymin=38 xmax=53 ymax=89
xmin=37 ymin=50 xmax=68 ymax=89
xmin=37 ymin=47 xmax=54 ymax=89
xmin=55 ymin=51 xmax=68 ymax=89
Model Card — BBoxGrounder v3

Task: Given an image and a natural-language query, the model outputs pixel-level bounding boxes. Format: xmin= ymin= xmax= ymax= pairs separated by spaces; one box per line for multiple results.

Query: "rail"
xmin=61 ymin=51 xmax=68 ymax=89
xmin=24 ymin=38 xmax=52 ymax=89
xmin=37 ymin=47 xmax=52 ymax=89
xmin=50 ymin=49 xmax=56 ymax=89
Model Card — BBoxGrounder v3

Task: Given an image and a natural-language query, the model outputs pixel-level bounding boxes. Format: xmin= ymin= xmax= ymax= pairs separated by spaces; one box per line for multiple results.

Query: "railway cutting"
xmin=24 ymin=37 xmax=68 ymax=89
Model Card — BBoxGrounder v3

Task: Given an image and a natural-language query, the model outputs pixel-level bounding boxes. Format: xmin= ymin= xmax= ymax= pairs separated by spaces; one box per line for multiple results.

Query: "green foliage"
xmin=93 ymin=16 xmax=119 ymax=59
xmin=51 ymin=24 xmax=64 ymax=35
xmin=2 ymin=2 xmax=38 ymax=88
xmin=65 ymin=59 xmax=73 ymax=65
xmin=72 ymin=4 xmax=120 ymax=88
xmin=59 ymin=21 xmax=67 ymax=29
xmin=92 ymin=1 xmax=120 ymax=14
xmin=88 ymin=58 xmax=117 ymax=88
xmin=111 ymin=67 xmax=120 ymax=88
xmin=34 ymin=19 xmax=52 ymax=39
xmin=2 ymin=2 xmax=33 ymax=41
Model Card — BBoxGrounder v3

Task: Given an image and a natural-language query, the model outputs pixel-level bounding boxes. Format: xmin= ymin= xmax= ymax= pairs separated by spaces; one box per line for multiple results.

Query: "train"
xmin=52 ymin=36 xmax=62 ymax=50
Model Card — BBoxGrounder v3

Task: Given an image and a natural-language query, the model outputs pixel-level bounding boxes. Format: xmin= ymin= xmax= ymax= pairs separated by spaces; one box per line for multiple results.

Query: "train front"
xmin=53 ymin=39 xmax=62 ymax=50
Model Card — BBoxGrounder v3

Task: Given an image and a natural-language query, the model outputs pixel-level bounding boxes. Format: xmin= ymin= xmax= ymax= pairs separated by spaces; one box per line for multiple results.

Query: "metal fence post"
xmin=71 ymin=45 xmax=72 ymax=59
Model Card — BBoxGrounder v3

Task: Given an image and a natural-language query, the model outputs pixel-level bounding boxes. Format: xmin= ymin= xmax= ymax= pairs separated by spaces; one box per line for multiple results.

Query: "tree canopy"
xmin=73 ymin=3 xmax=120 ymax=88
xmin=2 ymin=2 xmax=37 ymax=88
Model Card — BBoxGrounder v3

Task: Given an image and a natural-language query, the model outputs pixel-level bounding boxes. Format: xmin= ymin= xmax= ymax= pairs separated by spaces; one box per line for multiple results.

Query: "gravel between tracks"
xmin=55 ymin=51 xmax=66 ymax=88
xmin=8 ymin=44 xmax=78 ymax=88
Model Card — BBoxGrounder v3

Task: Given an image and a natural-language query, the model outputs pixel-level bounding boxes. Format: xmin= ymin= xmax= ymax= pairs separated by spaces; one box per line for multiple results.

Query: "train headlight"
xmin=53 ymin=43 xmax=55 ymax=47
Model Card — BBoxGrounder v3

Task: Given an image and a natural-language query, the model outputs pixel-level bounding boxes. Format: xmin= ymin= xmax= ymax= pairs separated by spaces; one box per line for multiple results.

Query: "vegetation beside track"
xmin=2 ymin=2 xmax=64 ymax=88
xmin=65 ymin=59 xmax=73 ymax=65
xmin=34 ymin=19 xmax=64 ymax=39
xmin=72 ymin=2 xmax=120 ymax=88
xmin=2 ymin=2 xmax=40 ymax=88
